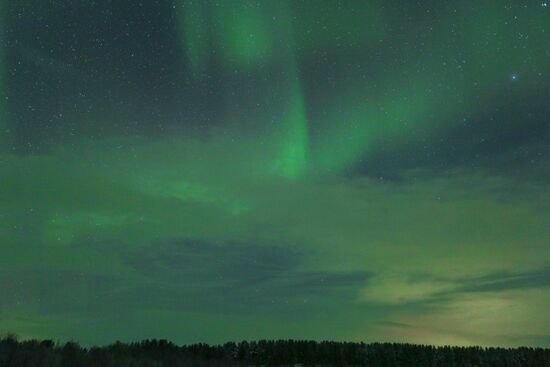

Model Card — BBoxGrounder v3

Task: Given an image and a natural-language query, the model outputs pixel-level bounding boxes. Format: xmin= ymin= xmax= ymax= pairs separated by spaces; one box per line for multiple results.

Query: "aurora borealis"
xmin=1 ymin=0 xmax=550 ymax=347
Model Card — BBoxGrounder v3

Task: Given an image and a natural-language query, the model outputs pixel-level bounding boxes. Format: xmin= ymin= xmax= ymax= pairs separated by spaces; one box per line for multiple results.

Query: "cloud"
xmin=118 ymin=238 xmax=371 ymax=314
xmin=124 ymin=239 xmax=300 ymax=286
xmin=359 ymin=268 xmax=550 ymax=306
xmin=359 ymin=273 xmax=457 ymax=305
xmin=383 ymin=287 xmax=550 ymax=347
xmin=359 ymin=269 xmax=550 ymax=346
xmin=454 ymin=268 xmax=550 ymax=294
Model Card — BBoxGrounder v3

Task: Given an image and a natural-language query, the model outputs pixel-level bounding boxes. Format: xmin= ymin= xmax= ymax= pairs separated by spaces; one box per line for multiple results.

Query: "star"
xmin=511 ymin=74 xmax=518 ymax=81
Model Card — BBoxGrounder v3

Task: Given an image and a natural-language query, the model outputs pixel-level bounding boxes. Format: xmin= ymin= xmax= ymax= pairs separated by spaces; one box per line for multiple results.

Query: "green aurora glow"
xmin=1 ymin=0 xmax=550 ymax=347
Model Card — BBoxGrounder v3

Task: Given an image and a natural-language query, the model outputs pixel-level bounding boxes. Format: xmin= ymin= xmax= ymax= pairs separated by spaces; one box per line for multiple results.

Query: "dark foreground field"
xmin=1 ymin=336 xmax=549 ymax=367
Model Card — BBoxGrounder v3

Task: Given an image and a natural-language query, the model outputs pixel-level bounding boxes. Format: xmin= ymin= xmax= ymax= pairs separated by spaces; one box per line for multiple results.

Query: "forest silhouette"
xmin=1 ymin=334 xmax=550 ymax=367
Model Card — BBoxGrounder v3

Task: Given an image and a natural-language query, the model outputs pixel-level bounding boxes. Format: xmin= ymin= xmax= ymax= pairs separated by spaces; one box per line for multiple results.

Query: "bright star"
xmin=511 ymin=74 xmax=518 ymax=81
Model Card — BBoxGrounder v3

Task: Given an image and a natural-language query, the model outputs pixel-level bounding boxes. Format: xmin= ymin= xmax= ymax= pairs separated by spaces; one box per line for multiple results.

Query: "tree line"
xmin=1 ymin=334 xmax=549 ymax=367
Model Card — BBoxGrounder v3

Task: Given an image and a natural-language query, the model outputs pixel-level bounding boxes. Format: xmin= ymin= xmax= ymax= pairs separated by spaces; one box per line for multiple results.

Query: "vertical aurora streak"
xmin=177 ymin=0 xmax=309 ymax=179
xmin=271 ymin=75 xmax=309 ymax=179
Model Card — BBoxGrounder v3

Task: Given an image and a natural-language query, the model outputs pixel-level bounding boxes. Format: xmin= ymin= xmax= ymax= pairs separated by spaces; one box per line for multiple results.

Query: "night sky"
xmin=1 ymin=0 xmax=550 ymax=347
